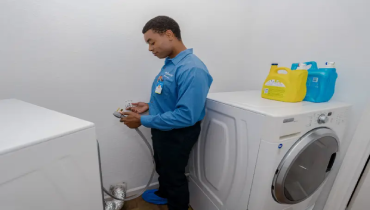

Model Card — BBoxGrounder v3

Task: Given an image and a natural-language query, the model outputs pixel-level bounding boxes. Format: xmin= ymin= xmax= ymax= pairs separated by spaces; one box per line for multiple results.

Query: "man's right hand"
xmin=127 ymin=102 xmax=149 ymax=114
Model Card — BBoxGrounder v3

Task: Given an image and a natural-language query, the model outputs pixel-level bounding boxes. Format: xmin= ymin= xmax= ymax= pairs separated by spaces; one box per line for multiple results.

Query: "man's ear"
xmin=165 ymin=30 xmax=174 ymax=41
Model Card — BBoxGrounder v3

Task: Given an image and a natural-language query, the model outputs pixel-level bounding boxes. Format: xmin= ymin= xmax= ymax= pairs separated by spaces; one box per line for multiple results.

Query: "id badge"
xmin=155 ymin=81 xmax=163 ymax=94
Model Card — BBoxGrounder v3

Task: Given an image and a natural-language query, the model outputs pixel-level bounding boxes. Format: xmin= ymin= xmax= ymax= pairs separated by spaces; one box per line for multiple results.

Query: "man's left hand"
xmin=120 ymin=112 xmax=142 ymax=129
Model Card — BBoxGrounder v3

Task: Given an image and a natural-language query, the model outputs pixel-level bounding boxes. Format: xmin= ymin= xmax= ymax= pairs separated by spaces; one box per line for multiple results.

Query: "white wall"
xmin=244 ymin=0 xmax=370 ymax=209
xmin=0 ymin=0 xmax=249 ymax=191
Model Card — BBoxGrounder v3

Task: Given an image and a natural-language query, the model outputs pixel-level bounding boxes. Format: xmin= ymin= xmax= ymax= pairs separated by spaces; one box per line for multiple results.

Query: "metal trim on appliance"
xmin=272 ymin=128 xmax=339 ymax=204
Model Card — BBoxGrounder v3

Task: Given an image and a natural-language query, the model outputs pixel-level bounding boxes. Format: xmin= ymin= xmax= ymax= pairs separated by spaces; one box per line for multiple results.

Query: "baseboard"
xmin=126 ymin=182 xmax=159 ymax=196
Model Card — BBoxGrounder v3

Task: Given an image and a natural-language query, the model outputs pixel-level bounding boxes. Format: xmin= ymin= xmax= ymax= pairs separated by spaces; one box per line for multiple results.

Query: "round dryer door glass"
xmin=272 ymin=128 xmax=339 ymax=204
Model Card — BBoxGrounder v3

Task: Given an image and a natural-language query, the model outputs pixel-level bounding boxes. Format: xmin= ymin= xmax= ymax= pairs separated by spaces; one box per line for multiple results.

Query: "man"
xmin=120 ymin=16 xmax=213 ymax=210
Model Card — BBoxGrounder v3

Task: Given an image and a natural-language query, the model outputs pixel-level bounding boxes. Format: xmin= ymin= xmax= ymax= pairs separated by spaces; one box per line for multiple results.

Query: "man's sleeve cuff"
xmin=141 ymin=115 xmax=154 ymax=128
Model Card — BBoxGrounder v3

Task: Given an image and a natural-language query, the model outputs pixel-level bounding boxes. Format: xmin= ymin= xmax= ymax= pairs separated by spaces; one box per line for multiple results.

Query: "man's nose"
xmin=149 ymin=46 xmax=153 ymax=51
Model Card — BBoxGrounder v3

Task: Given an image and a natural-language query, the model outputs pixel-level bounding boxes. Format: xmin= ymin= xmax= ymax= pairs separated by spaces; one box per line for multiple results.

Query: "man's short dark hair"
xmin=142 ymin=16 xmax=182 ymax=41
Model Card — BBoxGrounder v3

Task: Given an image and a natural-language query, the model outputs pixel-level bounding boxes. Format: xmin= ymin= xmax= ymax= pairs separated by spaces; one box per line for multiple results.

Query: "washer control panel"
xmin=306 ymin=110 xmax=346 ymax=127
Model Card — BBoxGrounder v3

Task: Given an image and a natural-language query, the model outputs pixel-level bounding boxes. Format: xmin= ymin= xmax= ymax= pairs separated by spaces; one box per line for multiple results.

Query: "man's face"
xmin=144 ymin=29 xmax=173 ymax=59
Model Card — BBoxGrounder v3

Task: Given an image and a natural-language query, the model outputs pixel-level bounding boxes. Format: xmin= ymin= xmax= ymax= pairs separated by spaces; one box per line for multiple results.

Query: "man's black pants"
xmin=151 ymin=121 xmax=201 ymax=210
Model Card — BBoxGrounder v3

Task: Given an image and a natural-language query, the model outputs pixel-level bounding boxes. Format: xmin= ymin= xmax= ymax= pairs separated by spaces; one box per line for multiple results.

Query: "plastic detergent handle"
xmin=291 ymin=63 xmax=299 ymax=70
xmin=303 ymin=61 xmax=318 ymax=70
xmin=274 ymin=67 xmax=291 ymax=74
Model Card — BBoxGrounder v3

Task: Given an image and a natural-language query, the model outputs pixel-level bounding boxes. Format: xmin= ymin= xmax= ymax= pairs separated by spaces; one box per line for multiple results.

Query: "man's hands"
xmin=127 ymin=102 xmax=149 ymax=114
xmin=119 ymin=102 xmax=148 ymax=129
xmin=120 ymin=111 xmax=142 ymax=129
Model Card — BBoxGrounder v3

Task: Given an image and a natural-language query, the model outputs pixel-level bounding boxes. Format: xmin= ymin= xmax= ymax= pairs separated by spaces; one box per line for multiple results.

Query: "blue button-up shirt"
xmin=141 ymin=49 xmax=213 ymax=131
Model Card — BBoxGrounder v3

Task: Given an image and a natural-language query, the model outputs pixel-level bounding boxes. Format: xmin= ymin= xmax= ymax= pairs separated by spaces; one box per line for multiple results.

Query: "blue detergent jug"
xmin=291 ymin=61 xmax=337 ymax=103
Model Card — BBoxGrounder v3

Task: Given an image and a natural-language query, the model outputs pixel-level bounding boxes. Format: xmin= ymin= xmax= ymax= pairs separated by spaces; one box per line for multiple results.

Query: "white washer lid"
xmin=207 ymin=90 xmax=350 ymax=117
xmin=0 ymin=99 xmax=94 ymax=155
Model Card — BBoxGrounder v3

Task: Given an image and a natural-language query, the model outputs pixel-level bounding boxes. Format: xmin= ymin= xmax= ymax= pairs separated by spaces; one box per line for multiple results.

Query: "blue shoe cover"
xmin=142 ymin=189 xmax=168 ymax=205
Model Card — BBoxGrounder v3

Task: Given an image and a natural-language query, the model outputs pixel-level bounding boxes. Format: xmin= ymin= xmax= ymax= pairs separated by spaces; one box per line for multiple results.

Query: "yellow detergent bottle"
xmin=261 ymin=63 xmax=308 ymax=102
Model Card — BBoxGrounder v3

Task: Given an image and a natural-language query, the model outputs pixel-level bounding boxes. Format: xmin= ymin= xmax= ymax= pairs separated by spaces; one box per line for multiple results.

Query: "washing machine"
xmin=189 ymin=90 xmax=350 ymax=210
xmin=0 ymin=99 xmax=104 ymax=210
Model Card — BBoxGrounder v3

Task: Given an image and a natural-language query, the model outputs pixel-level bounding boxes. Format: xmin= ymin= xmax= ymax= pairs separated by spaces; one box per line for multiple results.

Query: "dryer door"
xmin=272 ymin=128 xmax=339 ymax=204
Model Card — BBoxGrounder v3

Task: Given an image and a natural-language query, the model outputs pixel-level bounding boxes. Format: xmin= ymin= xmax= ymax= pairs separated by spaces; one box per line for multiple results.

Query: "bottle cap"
xmin=325 ymin=62 xmax=336 ymax=68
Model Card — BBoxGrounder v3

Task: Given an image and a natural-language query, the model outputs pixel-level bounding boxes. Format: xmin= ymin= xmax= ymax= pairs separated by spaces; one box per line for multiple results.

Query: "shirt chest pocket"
xmin=162 ymin=77 xmax=176 ymax=97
